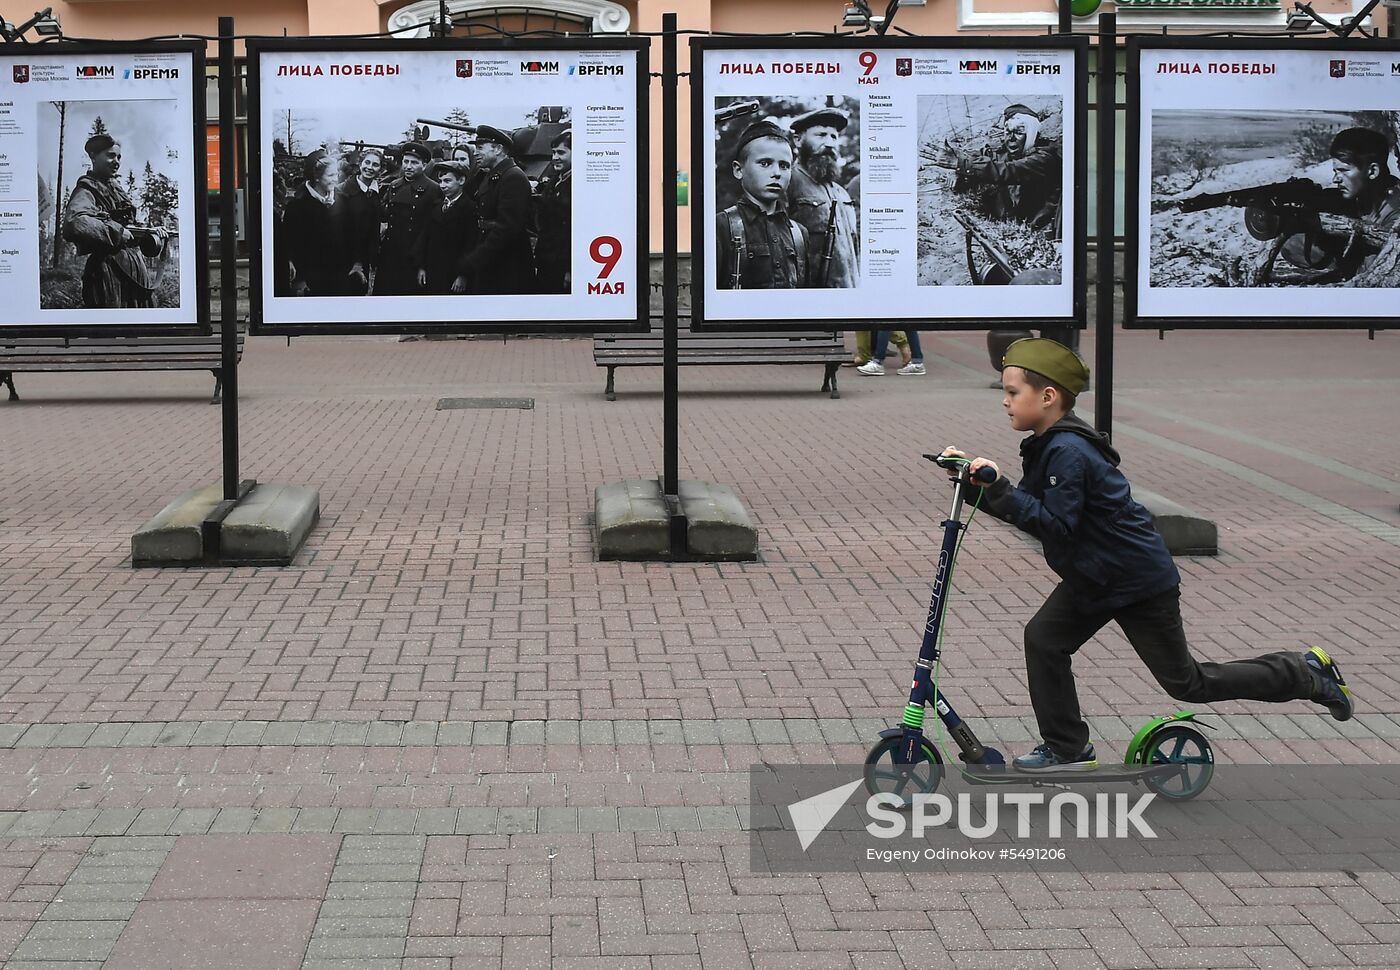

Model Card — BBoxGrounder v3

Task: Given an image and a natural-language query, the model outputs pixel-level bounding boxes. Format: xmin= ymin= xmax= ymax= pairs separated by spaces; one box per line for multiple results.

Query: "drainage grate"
xmin=437 ymin=397 xmax=534 ymax=410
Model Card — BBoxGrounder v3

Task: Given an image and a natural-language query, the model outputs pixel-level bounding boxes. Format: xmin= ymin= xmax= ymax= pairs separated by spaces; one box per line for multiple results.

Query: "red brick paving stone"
xmin=144 ymin=834 xmax=338 ymax=899
xmin=104 ymin=898 xmax=322 ymax=970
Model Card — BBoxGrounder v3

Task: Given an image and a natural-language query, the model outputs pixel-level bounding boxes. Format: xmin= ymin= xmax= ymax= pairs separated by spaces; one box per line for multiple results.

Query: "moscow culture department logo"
xmin=1330 ymin=60 xmax=1347 ymax=78
xmin=456 ymin=59 xmax=473 ymax=78
xmin=895 ymin=58 xmax=912 ymax=76
xmin=12 ymin=65 xmax=29 ymax=83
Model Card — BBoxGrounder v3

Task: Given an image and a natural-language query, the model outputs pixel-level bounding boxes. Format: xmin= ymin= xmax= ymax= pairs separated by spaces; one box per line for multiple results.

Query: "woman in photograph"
xmin=283 ymin=150 xmax=353 ymax=296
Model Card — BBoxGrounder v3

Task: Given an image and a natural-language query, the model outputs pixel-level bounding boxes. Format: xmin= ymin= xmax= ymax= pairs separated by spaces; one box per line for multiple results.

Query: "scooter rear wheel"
xmin=864 ymin=736 xmax=945 ymax=808
xmin=1141 ymin=724 xmax=1214 ymax=801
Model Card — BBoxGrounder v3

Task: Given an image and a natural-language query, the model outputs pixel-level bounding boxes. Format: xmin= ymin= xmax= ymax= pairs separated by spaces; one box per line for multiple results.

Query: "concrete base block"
xmin=595 ymin=479 xmax=671 ymax=560
xmin=1137 ymin=488 xmax=1218 ymax=557
xmin=221 ymin=483 xmax=320 ymax=565
xmin=678 ymin=480 xmax=758 ymax=561
xmin=131 ymin=484 xmax=224 ymax=567
xmin=595 ymin=479 xmax=758 ymax=562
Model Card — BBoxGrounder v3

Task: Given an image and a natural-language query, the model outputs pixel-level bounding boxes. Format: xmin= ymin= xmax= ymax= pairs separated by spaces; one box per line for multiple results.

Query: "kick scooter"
xmin=864 ymin=454 xmax=1215 ymax=805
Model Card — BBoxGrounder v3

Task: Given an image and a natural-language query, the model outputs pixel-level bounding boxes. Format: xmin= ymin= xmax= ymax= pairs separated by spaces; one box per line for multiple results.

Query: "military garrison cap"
xmin=84 ymin=133 xmax=116 ymax=156
xmin=733 ymin=121 xmax=791 ymax=160
xmin=790 ymin=107 xmax=849 ymax=134
xmin=1002 ymin=337 xmax=1090 ymax=395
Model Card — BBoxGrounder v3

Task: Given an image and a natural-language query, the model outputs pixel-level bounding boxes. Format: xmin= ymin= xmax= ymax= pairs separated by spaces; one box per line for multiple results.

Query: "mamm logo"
xmin=959 ymin=60 xmax=997 ymax=74
xmin=521 ymin=61 xmax=560 ymax=75
xmin=456 ymin=59 xmax=473 ymax=78
xmin=76 ymin=65 xmax=115 ymax=79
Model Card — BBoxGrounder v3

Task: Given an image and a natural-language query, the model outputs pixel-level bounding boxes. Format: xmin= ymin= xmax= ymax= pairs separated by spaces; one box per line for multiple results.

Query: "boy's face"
xmin=1001 ymin=366 xmax=1064 ymax=434
xmin=732 ymin=136 xmax=793 ymax=205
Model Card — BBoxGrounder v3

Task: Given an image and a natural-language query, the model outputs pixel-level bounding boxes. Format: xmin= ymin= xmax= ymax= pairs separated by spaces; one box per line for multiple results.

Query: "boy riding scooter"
xmin=944 ymin=338 xmax=1354 ymax=772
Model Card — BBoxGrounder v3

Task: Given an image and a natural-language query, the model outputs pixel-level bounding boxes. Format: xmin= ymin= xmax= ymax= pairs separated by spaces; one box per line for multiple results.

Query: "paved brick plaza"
xmin=1 ymin=326 xmax=1398 ymax=968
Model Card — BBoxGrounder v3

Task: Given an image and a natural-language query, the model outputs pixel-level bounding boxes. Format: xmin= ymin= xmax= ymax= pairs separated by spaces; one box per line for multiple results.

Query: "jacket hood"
xmin=1022 ymin=411 xmax=1121 ymax=467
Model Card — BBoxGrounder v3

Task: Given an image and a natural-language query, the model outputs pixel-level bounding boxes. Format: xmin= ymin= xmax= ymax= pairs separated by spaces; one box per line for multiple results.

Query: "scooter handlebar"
xmin=923 ymin=454 xmax=999 ymax=484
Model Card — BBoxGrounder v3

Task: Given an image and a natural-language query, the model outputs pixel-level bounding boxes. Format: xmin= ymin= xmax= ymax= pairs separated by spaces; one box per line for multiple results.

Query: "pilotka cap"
xmin=1002 ymin=337 xmax=1090 ymax=395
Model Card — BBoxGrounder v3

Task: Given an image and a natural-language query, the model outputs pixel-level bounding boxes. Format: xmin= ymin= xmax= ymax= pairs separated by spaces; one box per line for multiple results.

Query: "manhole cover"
xmin=437 ymin=397 xmax=534 ymax=410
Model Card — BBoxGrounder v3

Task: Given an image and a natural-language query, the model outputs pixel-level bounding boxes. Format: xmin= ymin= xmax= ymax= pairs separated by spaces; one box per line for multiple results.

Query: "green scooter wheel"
xmin=864 ymin=736 xmax=945 ymax=808
xmin=1141 ymin=724 xmax=1214 ymax=801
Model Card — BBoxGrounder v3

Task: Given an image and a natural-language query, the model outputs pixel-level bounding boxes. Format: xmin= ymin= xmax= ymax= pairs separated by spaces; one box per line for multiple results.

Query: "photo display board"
xmin=692 ymin=37 xmax=1087 ymax=332
xmin=248 ymin=38 xmax=648 ymax=335
xmin=1128 ymin=38 xmax=1400 ymax=329
xmin=0 ymin=43 xmax=207 ymax=336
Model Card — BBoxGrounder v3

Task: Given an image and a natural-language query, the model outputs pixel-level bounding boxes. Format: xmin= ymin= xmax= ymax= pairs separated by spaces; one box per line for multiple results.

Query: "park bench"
xmin=0 ymin=327 xmax=244 ymax=405
xmin=593 ymin=313 xmax=846 ymax=401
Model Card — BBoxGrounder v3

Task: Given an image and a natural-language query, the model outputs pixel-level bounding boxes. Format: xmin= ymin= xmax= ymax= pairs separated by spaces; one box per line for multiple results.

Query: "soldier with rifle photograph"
xmin=62 ymin=133 xmax=171 ymax=309
xmin=1156 ymin=126 xmax=1400 ymax=287
xmin=714 ymin=120 xmax=810 ymax=290
xmin=375 ymin=141 xmax=442 ymax=295
xmin=787 ymin=107 xmax=859 ymax=288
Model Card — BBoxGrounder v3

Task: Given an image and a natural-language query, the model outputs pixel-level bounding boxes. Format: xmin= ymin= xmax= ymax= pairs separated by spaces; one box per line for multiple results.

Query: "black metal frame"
xmin=0 ymin=40 xmax=210 ymax=338
xmin=1124 ymin=34 xmax=1400 ymax=331
xmin=689 ymin=34 xmax=1090 ymax=333
xmin=244 ymin=35 xmax=650 ymax=337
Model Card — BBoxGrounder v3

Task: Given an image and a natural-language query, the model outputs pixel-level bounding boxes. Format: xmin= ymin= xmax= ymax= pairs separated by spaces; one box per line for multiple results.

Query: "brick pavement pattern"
xmin=1 ymin=327 xmax=1397 ymax=967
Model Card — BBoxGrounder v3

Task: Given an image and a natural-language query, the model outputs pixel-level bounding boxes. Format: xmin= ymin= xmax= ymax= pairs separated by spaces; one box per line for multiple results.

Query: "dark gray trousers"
xmin=1026 ymin=583 xmax=1314 ymax=757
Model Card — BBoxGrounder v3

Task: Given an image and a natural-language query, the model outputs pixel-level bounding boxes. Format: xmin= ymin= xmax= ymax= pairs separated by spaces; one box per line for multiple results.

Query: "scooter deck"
xmin=959 ymin=763 xmax=1194 ymax=785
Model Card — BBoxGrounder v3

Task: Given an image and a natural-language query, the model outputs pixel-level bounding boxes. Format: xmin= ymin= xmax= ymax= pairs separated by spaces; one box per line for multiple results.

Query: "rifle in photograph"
xmin=817 ymin=201 xmax=839 ymax=287
xmin=953 ymin=211 xmax=1016 ymax=284
xmin=1152 ymin=177 xmax=1351 ymax=240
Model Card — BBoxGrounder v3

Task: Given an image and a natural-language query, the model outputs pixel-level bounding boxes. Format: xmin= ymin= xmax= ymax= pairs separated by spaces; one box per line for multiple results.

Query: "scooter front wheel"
xmin=1141 ymin=724 xmax=1214 ymax=801
xmin=864 ymin=735 xmax=945 ymax=808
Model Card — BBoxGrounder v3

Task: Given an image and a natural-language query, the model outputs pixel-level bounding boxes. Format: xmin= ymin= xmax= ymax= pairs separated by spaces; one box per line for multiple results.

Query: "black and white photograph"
xmin=694 ymin=39 xmax=1083 ymax=330
xmin=1149 ymin=110 xmax=1400 ymax=289
xmin=1130 ymin=40 xmax=1400 ymax=326
xmin=268 ymin=103 xmax=571 ymax=300
xmin=37 ymin=99 xmax=183 ymax=310
xmin=250 ymin=42 xmax=646 ymax=334
xmin=917 ymin=94 xmax=1063 ymax=287
xmin=711 ymin=95 xmax=860 ymax=291
xmin=0 ymin=43 xmax=203 ymax=334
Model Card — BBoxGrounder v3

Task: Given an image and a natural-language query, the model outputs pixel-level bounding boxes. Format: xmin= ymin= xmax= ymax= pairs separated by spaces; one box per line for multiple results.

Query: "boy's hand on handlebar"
xmin=939 ymin=446 xmax=967 ymax=477
xmin=969 ymin=458 xmax=999 ymax=486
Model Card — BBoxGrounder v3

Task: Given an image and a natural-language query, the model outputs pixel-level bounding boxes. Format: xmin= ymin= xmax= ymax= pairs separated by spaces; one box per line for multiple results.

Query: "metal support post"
xmin=1094 ymin=12 xmax=1116 ymax=439
xmin=662 ymin=12 xmax=686 ymax=555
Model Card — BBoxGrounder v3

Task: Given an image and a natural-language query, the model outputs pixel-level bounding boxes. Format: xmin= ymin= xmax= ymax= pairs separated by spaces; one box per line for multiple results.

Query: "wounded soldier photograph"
xmin=38 ymin=100 xmax=182 ymax=310
xmin=268 ymin=103 xmax=572 ymax=299
xmin=916 ymin=95 xmax=1064 ymax=287
xmin=1149 ymin=110 xmax=1400 ymax=288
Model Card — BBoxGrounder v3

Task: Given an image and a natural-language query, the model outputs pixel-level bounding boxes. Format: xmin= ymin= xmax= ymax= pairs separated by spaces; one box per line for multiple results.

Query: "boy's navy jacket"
xmin=976 ymin=412 xmax=1180 ymax=612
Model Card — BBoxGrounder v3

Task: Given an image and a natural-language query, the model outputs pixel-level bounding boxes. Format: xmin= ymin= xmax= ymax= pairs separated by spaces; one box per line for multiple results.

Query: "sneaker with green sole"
xmin=1305 ymin=646 xmax=1353 ymax=722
